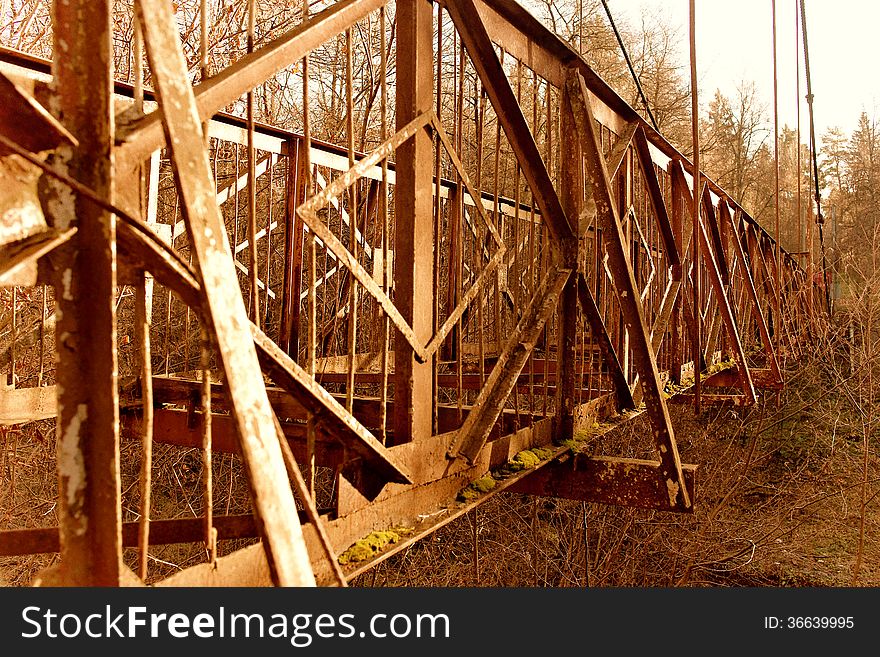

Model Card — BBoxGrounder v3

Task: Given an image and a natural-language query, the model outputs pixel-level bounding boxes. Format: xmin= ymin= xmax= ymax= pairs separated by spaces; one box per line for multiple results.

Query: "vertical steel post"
xmin=556 ymin=82 xmax=581 ymax=441
xmin=279 ymin=137 xmax=304 ymax=356
xmin=44 ymin=0 xmax=122 ymax=585
xmin=393 ymin=0 xmax=434 ymax=445
xmin=670 ymin=161 xmax=684 ymax=384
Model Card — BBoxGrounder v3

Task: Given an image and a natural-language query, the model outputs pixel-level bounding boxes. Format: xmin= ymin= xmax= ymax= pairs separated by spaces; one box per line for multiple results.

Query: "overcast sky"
xmin=610 ymin=0 xmax=876 ymax=147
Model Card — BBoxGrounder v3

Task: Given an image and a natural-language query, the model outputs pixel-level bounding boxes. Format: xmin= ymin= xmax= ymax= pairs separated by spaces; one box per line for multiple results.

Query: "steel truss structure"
xmin=0 ymin=0 xmax=820 ymax=586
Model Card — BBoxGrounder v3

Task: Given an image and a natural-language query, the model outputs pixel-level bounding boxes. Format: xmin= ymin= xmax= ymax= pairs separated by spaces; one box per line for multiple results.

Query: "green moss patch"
xmin=497 ymin=447 xmax=555 ymax=476
xmin=457 ymin=474 xmax=496 ymax=503
xmin=338 ymin=528 xmax=413 ymax=565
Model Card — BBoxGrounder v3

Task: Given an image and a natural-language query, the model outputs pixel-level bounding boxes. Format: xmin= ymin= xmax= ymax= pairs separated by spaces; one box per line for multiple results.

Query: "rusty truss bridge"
xmin=0 ymin=0 xmax=821 ymax=586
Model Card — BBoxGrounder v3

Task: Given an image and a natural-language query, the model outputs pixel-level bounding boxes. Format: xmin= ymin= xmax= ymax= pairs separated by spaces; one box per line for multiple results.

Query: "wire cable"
xmin=600 ymin=0 xmax=659 ymax=131
xmin=799 ymin=0 xmax=833 ymax=316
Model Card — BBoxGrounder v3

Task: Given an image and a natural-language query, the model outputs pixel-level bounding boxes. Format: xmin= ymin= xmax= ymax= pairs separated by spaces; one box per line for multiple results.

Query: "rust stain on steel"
xmin=509 ymin=455 xmax=697 ymax=513
xmin=567 ymin=68 xmax=690 ymax=511
xmin=448 ymin=268 xmax=572 ymax=463
xmin=136 ymin=0 xmax=314 ymax=587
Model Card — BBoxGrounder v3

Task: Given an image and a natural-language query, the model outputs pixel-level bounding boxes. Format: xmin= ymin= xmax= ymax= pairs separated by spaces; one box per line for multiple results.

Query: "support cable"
xmin=799 ymin=0 xmax=832 ymax=316
xmin=600 ymin=0 xmax=659 ymax=131
xmin=688 ymin=0 xmax=701 ymax=413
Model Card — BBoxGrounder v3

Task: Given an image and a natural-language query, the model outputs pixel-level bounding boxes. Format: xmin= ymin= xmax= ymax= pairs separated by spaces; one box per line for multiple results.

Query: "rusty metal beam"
xmin=696 ymin=207 xmax=755 ymax=403
xmin=556 ymin=82 xmax=583 ymax=441
xmin=509 ymin=454 xmax=697 ymax=513
xmin=279 ymin=137 xmax=304 ymax=355
xmin=38 ymin=0 xmax=123 ymax=586
xmin=670 ymin=161 xmax=755 ymax=403
xmin=725 ymin=208 xmax=783 ymax=385
xmin=577 ymin=273 xmax=634 ymax=411
xmin=445 ymin=0 xmax=574 ymax=245
xmin=123 ymin=407 xmax=346 ymax=467
xmin=393 ymin=0 xmax=434 ymax=445
xmin=0 ymin=515 xmax=269 ymax=556
xmin=633 ymin=126 xmax=680 ymax=268
xmin=136 ymin=0 xmax=314 ymax=587
xmin=567 ymin=67 xmax=690 ymax=511
xmin=448 ymin=268 xmax=571 ymax=463
xmin=252 ymin=326 xmax=411 ymax=489
xmin=114 ymin=223 xmax=414 ymax=484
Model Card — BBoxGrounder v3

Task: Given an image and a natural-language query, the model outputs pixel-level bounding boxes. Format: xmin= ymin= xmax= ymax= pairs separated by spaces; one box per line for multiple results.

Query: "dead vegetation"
xmin=348 ymin=332 xmax=880 ymax=587
xmin=2 ymin=310 xmax=877 ymax=587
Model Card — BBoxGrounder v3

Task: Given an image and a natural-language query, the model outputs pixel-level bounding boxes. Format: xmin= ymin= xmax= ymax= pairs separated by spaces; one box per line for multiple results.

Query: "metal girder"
xmin=669 ymin=161 xmax=756 ymax=404
xmin=509 ymin=454 xmax=697 ymax=513
xmin=695 ymin=201 xmax=755 ymax=403
xmin=393 ymin=0 xmax=434 ymax=446
xmin=724 ymin=208 xmax=783 ymax=386
xmin=252 ymin=326 xmax=411 ymax=491
xmin=445 ymin=0 xmax=575 ymax=246
xmin=577 ymin=273 xmax=634 ymax=411
xmin=633 ymin=126 xmax=680 ymax=269
xmin=117 ymin=221 xmax=201 ymax=307
xmin=0 ymin=515 xmax=268 ymax=556
xmin=136 ymin=0 xmax=314 ymax=587
xmin=447 ymin=268 xmax=572 ymax=463
xmin=35 ymin=0 xmax=123 ymax=586
xmin=566 ymin=67 xmax=690 ymax=511
xmin=701 ymin=186 xmax=730 ymax=286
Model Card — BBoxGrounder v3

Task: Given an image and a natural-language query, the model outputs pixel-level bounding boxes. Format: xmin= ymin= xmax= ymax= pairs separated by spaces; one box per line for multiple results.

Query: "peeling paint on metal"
xmin=666 ymin=478 xmax=679 ymax=507
xmin=58 ymin=403 xmax=88 ymax=531
xmin=61 ymin=268 xmax=73 ymax=300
